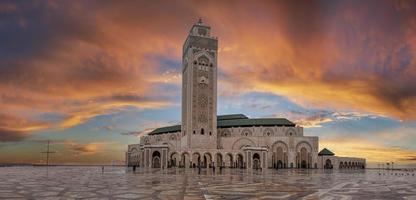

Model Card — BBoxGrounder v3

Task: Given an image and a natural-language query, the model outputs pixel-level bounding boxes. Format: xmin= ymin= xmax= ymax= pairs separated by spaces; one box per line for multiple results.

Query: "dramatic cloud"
xmin=1 ymin=0 xmax=416 ymax=164
xmin=0 ymin=114 xmax=51 ymax=142
xmin=186 ymin=0 xmax=416 ymax=120
xmin=320 ymin=136 xmax=416 ymax=166
xmin=121 ymin=129 xmax=151 ymax=138
xmin=65 ymin=141 xmax=107 ymax=155
xmin=0 ymin=0 xmax=183 ymax=141
xmin=400 ymin=156 xmax=416 ymax=161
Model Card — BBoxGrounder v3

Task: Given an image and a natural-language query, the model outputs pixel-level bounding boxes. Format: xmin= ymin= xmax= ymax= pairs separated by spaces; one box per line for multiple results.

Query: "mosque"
xmin=126 ymin=19 xmax=366 ymax=170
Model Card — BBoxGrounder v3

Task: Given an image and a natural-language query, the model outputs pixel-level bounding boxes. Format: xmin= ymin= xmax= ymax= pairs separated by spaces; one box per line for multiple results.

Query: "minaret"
xmin=181 ymin=19 xmax=218 ymax=149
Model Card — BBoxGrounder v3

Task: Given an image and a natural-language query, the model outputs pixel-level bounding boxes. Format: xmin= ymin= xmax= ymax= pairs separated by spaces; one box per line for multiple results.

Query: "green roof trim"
xmin=217 ymin=114 xmax=248 ymax=121
xmin=318 ymin=148 xmax=335 ymax=156
xmin=149 ymin=125 xmax=181 ymax=135
xmin=148 ymin=114 xmax=295 ymax=135
xmin=217 ymin=118 xmax=294 ymax=128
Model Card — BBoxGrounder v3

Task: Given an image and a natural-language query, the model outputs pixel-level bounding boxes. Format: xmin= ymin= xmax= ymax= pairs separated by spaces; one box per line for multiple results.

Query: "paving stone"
xmin=0 ymin=167 xmax=415 ymax=199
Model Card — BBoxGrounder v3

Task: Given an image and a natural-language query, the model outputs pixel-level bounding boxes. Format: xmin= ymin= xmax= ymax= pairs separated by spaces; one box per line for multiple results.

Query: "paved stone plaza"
xmin=0 ymin=166 xmax=415 ymax=199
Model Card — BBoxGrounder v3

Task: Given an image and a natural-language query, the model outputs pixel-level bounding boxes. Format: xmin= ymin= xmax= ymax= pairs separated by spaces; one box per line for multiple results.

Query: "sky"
xmin=0 ymin=0 xmax=415 ymax=167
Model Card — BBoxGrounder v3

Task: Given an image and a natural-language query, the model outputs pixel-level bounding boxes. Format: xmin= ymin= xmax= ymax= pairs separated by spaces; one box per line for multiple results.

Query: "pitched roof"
xmin=217 ymin=118 xmax=294 ymax=128
xmin=148 ymin=125 xmax=181 ymax=135
xmin=318 ymin=148 xmax=335 ymax=156
xmin=217 ymin=114 xmax=248 ymax=121
xmin=148 ymin=114 xmax=295 ymax=135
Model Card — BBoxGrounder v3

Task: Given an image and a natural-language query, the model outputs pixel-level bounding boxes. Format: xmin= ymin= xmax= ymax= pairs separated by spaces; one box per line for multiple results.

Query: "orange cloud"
xmin=320 ymin=136 xmax=416 ymax=166
xmin=1 ymin=0 xmax=416 ymax=147
xmin=67 ymin=142 xmax=106 ymax=155
xmin=0 ymin=114 xmax=51 ymax=142
xmin=200 ymin=1 xmax=416 ymax=120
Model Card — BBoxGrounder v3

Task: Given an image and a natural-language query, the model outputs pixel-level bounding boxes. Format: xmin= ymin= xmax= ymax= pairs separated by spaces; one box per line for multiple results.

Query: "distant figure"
xmin=101 ymin=166 xmax=104 ymax=174
xmin=133 ymin=165 xmax=136 ymax=172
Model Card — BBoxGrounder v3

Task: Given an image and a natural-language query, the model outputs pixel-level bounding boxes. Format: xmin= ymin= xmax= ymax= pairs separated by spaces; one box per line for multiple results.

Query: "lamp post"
xmin=41 ymin=140 xmax=55 ymax=166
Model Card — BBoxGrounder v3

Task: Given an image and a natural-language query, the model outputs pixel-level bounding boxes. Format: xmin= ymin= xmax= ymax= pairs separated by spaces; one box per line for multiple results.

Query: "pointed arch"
xmin=231 ymin=138 xmax=255 ymax=150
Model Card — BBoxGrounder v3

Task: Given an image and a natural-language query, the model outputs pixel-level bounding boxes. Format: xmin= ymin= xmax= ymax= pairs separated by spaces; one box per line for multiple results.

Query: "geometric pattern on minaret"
xmin=181 ymin=19 xmax=218 ymax=149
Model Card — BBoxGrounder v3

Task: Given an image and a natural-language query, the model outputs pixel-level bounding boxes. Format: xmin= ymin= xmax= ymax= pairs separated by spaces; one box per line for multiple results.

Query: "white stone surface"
xmin=1 ymin=166 xmax=415 ymax=199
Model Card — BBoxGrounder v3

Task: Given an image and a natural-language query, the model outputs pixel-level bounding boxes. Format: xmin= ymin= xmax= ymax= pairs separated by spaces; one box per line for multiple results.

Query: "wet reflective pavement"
xmin=0 ymin=166 xmax=415 ymax=199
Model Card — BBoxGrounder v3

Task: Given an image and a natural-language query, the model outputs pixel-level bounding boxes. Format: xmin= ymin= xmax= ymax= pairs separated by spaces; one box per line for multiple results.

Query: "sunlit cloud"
xmin=1 ymin=0 xmax=416 ymax=165
xmin=66 ymin=142 xmax=107 ymax=155
xmin=320 ymin=136 xmax=416 ymax=167
xmin=0 ymin=114 xmax=51 ymax=142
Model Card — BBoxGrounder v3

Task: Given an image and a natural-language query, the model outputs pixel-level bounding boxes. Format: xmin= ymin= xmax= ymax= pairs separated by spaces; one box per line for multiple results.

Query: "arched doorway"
xmin=203 ymin=153 xmax=212 ymax=168
xmin=324 ymin=159 xmax=333 ymax=169
xmin=181 ymin=152 xmax=190 ymax=168
xmin=216 ymin=153 xmax=223 ymax=167
xmin=226 ymin=153 xmax=233 ymax=168
xmin=301 ymin=160 xmax=307 ymax=168
xmin=277 ymin=160 xmax=283 ymax=169
xmin=253 ymin=153 xmax=260 ymax=170
xmin=152 ymin=151 xmax=161 ymax=168
xmin=192 ymin=152 xmax=201 ymax=168
xmin=300 ymin=147 xmax=308 ymax=169
xmin=236 ymin=154 xmax=244 ymax=168
xmin=276 ymin=146 xmax=284 ymax=169
xmin=170 ymin=152 xmax=179 ymax=167
xmin=273 ymin=143 xmax=288 ymax=169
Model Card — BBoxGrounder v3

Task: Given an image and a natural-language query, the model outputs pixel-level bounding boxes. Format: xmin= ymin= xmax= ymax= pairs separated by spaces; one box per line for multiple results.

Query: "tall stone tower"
xmin=181 ymin=19 xmax=218 ymax=149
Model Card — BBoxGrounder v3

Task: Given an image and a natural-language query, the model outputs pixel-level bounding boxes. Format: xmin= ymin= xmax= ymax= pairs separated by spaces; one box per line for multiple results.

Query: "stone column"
xmin=162 ymin=149 xmax=167 ymax=169
xmin=248 ymin=151 xmax=252 ymax=169
xmin=145 ymin=149 xmax=150 ymax=168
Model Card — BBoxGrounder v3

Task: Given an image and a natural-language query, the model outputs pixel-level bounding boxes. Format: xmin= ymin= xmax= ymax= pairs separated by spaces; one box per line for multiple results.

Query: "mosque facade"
xmin=126 ymin=20 xmax=366 ymax=170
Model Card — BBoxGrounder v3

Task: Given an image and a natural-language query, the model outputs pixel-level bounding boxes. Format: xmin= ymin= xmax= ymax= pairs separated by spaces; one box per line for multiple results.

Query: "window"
xmin=193 ymin=130 xmax=196 ymax=134
xmin=209 ymin=131 xmax=212 ymax=136
xmin=201 ymin=128 xmax=204 ymax=135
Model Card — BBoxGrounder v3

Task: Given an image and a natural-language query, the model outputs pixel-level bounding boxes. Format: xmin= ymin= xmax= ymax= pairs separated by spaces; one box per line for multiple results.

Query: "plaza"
xmin=0 ymin=166 xmax=415 ymax=199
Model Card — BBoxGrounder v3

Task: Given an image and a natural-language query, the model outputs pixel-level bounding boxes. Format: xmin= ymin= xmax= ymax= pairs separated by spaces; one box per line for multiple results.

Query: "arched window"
xmin=201 ymin=128 xmax=204 ymax=135
xmin=193 ymin=130 xmax=196 ymax=134
xmin=209 ymin=131 xmax=212 ymax=136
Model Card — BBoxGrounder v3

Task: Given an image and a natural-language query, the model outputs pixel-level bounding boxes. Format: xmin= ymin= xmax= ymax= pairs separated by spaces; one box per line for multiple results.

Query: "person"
xmin=133 ymin=165 xmax=136 ymax=172
xmin=101 ymin=166 xmax=104 ymax=174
